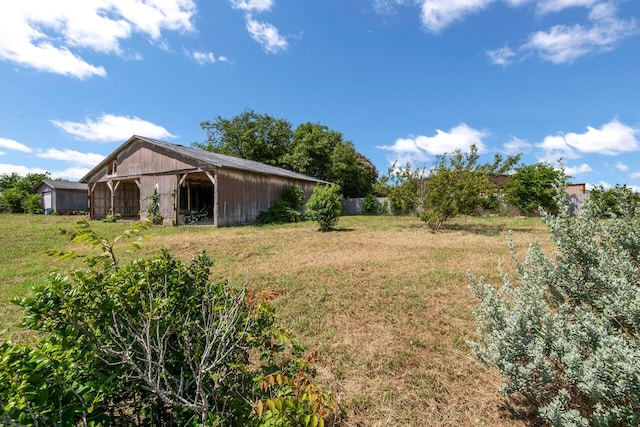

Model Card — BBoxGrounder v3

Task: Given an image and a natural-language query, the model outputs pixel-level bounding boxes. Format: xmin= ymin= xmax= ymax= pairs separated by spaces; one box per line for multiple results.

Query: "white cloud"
xmin=37 ymin=148 xmax=104 ymax=168
xmin=536 ymin=0 xmax=598 ymax=15
xmin=414 ymin=123 xmax=488 ymax=155
xmin=50 ymin=166 xmax=92 ymax=180
xmin=377 ymin=123 xmax=488 ymax=165
xmin=585 ymin=180 xmax=611 ymax=190
xmin=503 ymin=137 xmax=532 ymax=154
xmin=564 ymin=119 xmax=640 ymax=155
xmin=482 ymin=1 xmax=638 ymax=65
xmin=373 ymin=0 xmax=404 ymax=14
xmin=536 ymin=119 xmax=640 ymax=162
xmin=0 ymin=163 xmax=48 ymax=176
xmin=184 ymin=49 xmax=229 ymax=65
xmin=376 ymin=137 xmax=431 ymax=165
xmin=564 ymin=163 xmax=592 ymax=175
xmin=419 ymin=0 xmax=495 ymax=33
xmin=616 ymin=161 xmax=629 ymax=171
xmin=524 ymin=18 xmax=636 ymax=63
xmin=0 ymin=0 xmax=196 ymax=78
xmin=230 ymin=0 xmax=274 ymax=13
xmin=486 ymin=45 xmax=516 ymax=65
xmin=536 ymin=134 xmax=579 ymax=162
xmin=631 ymin=171 xmax=640 ymax=180
xmin=246 ymin=15 xmax=288 ymax=53
xmin=51 ymin=113 xmax=176 ymax=142
xmin=0 ymin=138 xmax=32 ymax=153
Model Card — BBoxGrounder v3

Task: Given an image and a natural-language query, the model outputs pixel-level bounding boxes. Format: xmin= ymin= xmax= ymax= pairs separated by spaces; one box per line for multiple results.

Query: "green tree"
xmin=587 ymin=184 xmax=639 ymax=218
xmin=384 ymin=162 xmax=425 ymax=214
xmin=196 ymin=109 xmax=293 ymax=167
xmin=285 ymin=122 xmax=342 ymax=179
xmin=306 ymin=185 xmax=343 ymax=231
xmin=0 ymin=172 xmax=21 ymax=192
xmin=285 ymin=122 xmax=378 ymax=197
xmin=328 ymin=142 xmax=377 ymax=197
xmin=470 ymin=177 xmax=640 ymax=425
xmin=0 ymin=172 xmax=50 ymax=213
xmin=23 ymin=193 xmax=44 ymax=214
xmin=505 ymin=163 xmax=563 ymax=215
xmin=419 ymin=146 xmax=520 ymax=229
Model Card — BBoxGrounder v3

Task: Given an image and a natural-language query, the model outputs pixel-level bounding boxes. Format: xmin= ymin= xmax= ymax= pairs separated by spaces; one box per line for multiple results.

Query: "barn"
xmin=80 ymin=135 xmax=326 ymax=226
xmin=35 ymin=180 xmax=88 ymax=214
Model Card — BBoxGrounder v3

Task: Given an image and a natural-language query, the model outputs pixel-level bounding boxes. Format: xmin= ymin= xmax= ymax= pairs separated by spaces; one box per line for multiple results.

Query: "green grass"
xmin=0 ymin=212 xmax=552 ymax=425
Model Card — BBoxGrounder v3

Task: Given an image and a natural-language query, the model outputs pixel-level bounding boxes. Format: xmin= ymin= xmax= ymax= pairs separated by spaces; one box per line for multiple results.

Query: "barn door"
xmin=43 ymin=191 xmax=52 ymax=214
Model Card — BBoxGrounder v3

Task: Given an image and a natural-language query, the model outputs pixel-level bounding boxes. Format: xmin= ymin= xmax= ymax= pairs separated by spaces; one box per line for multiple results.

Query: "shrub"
xmin=587 ymin=184 xmax=639 ymax=218
xmin=2 ymin=220 xmax=338 ymax=426
xmin=102 ymin=212 xmax=121 ymax=222
xmin=144 ymin=185 xmax=162 ymax=225
xmin=23 ymin=193 xmax=44 ymax=214
xmin=257 ymin=186 xmax=304 ymax=225
xmin=362 ymin=193 xmax=381 ymax=215
xmin=504 ymin=163 xmax=562 ymax=215
xmin=305 ymin=185 xmax=342 ymax=232
xmin=470 ymin=180 xmax=640 ymax=425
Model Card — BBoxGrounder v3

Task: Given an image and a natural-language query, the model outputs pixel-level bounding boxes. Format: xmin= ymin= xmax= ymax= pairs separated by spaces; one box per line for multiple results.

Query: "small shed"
xmin=35 ymin=180 xmax=88 ymax=214
xmin=80 ymin=135 xmax=326 ymax=226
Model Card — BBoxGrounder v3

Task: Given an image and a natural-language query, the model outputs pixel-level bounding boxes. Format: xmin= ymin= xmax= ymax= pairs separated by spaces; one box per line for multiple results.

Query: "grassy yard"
xmin=0 ymin=213 xmax=553 ymax=426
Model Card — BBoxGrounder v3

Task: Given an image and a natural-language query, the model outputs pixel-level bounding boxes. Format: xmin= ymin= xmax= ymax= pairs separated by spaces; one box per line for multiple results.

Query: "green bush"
xmin=305 ymin=185 xmax=342 ymax=232
xmin=1 ymin=220 xmax=338 ymax=426
xmin=470 ymin=181 xmax=640 ymax=425
xmin=144 ymin=186 xmax=162 ymax=225
xmin=504 ymin=163 xmax=562 ymax=215
xmin=588 ymin=184 xmax=639 ymax=218
xmin=362 ymin=193 xmax=381 ymax=215
xmin=257 ymin=186 xmax=304 ymax=225
xmin=23 ymin=193 xmax=44 ymax=214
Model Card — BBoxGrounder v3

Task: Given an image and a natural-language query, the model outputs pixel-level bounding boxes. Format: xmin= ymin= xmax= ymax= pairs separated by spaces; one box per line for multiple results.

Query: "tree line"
xmin=2 ymin=110 xmax=636 ymax=230
xmin=194 ymin=110 xmax=378 ymax=198
xmin=0 ymin=172 xmax=50 ymax=213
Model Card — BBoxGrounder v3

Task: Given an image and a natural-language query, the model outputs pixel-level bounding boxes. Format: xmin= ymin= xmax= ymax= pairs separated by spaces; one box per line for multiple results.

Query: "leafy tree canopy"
xmin=505 ymin=162 xmax=563 ymax=215
xmin=195 ymin=114 xmax=378 ymax=198
xmin=195 ymin=109 xmax=293 ymax=167
xmin=285 ymin=122 xmax=377 ymax=197
xmin=284 ymin=122 xmax=342 ymax=179
xmin=587 ymin=184 xmax=640 ymax=218
xmin=0 ymin=172 xmax=50 ymax=213
xmin=420 ymin=145 xmax=520 ymax=228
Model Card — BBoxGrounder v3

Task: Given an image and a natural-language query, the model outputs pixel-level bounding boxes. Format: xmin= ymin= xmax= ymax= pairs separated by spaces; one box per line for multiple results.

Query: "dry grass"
xmin=141 ymin=215 xmax=552 ymax=426
xmin=1 ymin=214 xmax=554 ymax=425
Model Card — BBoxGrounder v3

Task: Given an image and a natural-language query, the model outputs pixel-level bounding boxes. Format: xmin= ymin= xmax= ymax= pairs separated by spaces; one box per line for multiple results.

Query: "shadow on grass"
xmin=406 ymin=222 xmax=543 ymax=236
xmin=498 ymin=396 xmax=545 ymax=426
xmin=317 ymin=227 xmax=355 ymax=233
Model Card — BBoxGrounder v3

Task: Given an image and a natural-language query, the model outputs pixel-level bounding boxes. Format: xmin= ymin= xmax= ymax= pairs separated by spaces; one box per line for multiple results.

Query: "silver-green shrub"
xmin=470 ymin=182 xmax=640 ymax=426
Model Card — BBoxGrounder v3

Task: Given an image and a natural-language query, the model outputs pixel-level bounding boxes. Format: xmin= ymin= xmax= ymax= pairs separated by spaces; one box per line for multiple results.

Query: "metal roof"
xmin=81 ymin=135 xmax=328 ymax=184
xmin=38 ymin=180 xmax=88 ymax=191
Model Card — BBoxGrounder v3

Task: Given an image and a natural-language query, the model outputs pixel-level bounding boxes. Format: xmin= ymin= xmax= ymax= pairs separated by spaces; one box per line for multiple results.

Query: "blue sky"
xmin=0 ymin=0 xmax=639 ymax=190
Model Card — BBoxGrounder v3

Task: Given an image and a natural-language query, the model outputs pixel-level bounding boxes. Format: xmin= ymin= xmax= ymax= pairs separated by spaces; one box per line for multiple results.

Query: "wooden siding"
xmin=52 ymin=189 xmax=87 ymax=213
xmin=140 ymin=175 xmax=178 ymax=225
xmin=82 ymin=137 xmax=324 ymax=226
xmin=115 ymin=141 xmax=195 ymax=177
xmin=566 ymin=183 xmax=586 ymax=195
xmin=91 ymin=182 xmax=110 ymax=219
xmin=216 ymin=168 xmax=316 ymax=227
